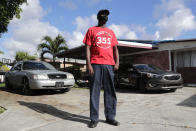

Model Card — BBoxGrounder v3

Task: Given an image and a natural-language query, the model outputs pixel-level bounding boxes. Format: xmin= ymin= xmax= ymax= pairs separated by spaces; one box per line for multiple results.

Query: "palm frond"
xmin=37 ymin=43 xmax=51 ymax=51
xmin=41 ymin=50 xmax=53 ymax=59
xmin=42 ymin=36 xmax=53 ymax=44
xmin=55 ymin=34 xmax=66 ymax=47
xmin=38 ymin=34 xmax=68 ymax=60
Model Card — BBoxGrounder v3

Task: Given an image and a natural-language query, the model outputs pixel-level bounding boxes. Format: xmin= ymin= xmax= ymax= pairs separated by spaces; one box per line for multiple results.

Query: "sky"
xmin=0 ymin=0 xmax=196 ymax=60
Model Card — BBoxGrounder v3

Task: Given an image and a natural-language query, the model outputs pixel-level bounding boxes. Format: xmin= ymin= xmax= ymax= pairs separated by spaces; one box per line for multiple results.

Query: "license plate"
xmin=55 ymin=82 xmax=64 ymax=87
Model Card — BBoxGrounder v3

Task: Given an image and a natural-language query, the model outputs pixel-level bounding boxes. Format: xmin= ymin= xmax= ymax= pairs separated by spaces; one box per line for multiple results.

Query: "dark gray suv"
xmin=116 ymin=64 xmax=183 ymax=93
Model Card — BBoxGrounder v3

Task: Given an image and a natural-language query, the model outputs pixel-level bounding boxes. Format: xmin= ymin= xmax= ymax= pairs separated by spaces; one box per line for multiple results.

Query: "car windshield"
xmin=134 ymin=64 xmax=163 ymax=72
xmin=23 ymin=61 xmax=56 ymax=70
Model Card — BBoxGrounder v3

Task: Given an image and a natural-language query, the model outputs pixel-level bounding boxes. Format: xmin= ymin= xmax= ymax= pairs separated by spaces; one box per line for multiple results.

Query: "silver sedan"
xmin=5 ymin=60 xmax=75 ymax=95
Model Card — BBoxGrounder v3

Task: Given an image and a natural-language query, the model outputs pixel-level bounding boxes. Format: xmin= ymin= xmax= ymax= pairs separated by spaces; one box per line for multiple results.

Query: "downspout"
xmin=168 ymin=50 xmax=172 ymax=71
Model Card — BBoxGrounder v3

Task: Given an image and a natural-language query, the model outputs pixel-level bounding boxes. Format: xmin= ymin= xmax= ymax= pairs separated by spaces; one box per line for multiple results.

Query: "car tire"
xmin=170 ymin=88 xmax=177 ymax=92
xmin=5 ymin=78 xmax=12 ymax=90
xmin=22 ymin=78 xmax=32 ymax=95
xmin=139 ymin=79 xmax=147 ymax=93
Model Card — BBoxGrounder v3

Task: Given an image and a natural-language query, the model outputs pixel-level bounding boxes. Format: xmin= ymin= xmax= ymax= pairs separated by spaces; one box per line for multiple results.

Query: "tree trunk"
xmin=53 ymin=56 xmax=56 ymax=68
xmin=64 ymin=57 xmax=66 ymax=71
xmin=41 ymin=52 xmax=44 ymax=61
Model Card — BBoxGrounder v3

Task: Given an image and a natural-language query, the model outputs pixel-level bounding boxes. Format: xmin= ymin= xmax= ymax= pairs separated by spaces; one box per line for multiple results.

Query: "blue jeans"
xmin=90 ymin=64 xmax=117 ymax=121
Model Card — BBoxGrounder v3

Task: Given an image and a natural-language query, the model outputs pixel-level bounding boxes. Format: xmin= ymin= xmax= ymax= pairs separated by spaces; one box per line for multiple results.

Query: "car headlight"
xmin=32 ymin=74 xmax=48 ymax=80
xmin=67 ymin=74 xmax=74 ymax=79
xmin=147 ymin=73 xmax=162 ymax=79
xmin=147 ymin=73 xmax=153 ymax=78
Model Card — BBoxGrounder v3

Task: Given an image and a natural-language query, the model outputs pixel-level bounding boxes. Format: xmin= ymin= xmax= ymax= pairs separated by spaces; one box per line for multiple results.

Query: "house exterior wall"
xmin=177 ymin=67 xmax=196 ymax=84
xmin=173 ymin=50 xmax=196 ymax=84
xmin=132 ymin=50 xmax=169 ymax=70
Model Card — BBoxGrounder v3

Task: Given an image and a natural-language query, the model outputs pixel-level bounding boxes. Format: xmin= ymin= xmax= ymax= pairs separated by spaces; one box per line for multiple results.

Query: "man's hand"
xmin=88 ymin=64 xmax=94 ymax=76
xmin=114 ymin=64 xmax=119 ymax=71
xmin=86 ymin=45 xmax=94 ymax=76
xmin=113 ymin=45 xmax=119 ymax=71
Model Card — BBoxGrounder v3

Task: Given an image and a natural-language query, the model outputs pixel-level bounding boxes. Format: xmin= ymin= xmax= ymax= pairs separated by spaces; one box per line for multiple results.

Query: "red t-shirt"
xmin=83 ymin=26 xmax=118 ymax=65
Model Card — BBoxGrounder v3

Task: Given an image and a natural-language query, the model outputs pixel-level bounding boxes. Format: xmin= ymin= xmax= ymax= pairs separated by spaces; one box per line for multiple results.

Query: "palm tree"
xmin=0 ymin=51 xmax=4 ymax=66
xmin=37 ymin=34 xmax=68 ymax=65
xmin=0 ymin=51 xmax=3 ymax=54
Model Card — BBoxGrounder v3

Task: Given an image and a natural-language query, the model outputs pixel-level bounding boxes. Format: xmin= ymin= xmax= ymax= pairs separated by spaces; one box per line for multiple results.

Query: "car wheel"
xmin=22 ymin=78 xmax=32 ymax=95
xmin=139 ymin=79 xmax=147 ymax=93
xmin=170 ymin=88 xmax=177 ymax=92
xmin=5 ymin=78 xmax=12 ymax=90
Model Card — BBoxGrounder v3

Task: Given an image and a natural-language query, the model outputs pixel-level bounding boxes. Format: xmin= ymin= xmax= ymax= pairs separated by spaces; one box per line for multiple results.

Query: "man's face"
xmin=98 ymin=14 xmax=108 ymax=24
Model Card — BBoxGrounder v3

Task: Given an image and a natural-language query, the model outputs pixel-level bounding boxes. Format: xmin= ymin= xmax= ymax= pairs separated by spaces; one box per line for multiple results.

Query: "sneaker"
xmin=106 ymin=119 xmax=120 ymax=126
xmin=89 ymin=120 xmax=98 ymax=128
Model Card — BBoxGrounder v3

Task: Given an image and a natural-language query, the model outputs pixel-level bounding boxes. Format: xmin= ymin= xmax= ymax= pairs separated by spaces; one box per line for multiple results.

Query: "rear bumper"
xmin=29 ymin=78 xmax=75 ymax=90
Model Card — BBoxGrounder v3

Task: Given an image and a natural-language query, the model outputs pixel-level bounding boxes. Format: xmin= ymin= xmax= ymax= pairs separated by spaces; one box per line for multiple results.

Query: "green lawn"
xmin=0 ymin=83 xmax=6 ymax=114
xmin=0 ymin=106 xmax=5 ymax=114
xmin=0 ymin=83 xmax=5 ymax=88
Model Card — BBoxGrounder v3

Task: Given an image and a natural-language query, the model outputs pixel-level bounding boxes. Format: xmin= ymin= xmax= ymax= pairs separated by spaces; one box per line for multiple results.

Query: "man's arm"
xmin=86 ymin=45 xmax=94 ymax=76
xmin=113 ymin=45 xmax=119 ymax=71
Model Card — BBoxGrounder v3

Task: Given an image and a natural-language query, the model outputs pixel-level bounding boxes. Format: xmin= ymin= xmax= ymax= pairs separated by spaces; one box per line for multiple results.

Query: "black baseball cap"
xmin=97 ymin=9 xmax=110 ymax=17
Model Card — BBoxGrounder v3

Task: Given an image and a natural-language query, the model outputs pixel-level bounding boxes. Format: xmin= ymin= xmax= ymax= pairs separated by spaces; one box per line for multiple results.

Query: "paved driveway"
xmin=0 ymin=86 xmax=196 ymax=131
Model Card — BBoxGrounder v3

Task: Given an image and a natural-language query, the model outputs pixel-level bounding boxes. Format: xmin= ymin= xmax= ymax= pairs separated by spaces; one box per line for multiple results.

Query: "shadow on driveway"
xmin=17 ymin=101 xmax=90 ymax=126
xmin=17 ymin=101 xmax=105 ymax=127
xmin=177 ymin=94 xmax=196 ymax=108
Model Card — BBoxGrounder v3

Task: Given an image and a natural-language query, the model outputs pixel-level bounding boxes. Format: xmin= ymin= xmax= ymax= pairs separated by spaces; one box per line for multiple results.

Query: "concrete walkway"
xmin=0 ymin=87 xmax=196 ymax=131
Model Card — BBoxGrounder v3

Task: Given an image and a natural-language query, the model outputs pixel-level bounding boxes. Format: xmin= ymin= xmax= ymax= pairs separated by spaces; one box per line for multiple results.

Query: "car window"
xmin=15 ymin=64 xmax=22 ymax=70
xmin=135 ymin=65 xmax=163 ymax=71
xmin=11 ymin=64 xmax=17 ymax=71
xmin=149 ymin=65 xmax=162 ymax=71
xmin=23 ymin=61 xmax=56 ymax=70
xmin=10 ymin=67 xmax=14 ymax=71
xmin=42 ymin=62 xmax=56 ymax=70
xmin=11 ymin=63 xmax=21 ymax=71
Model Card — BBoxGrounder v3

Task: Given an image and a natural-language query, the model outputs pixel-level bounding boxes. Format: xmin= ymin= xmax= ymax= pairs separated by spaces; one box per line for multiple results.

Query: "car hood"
xmin=141 ymin=70 xmax=180 ymax=75
xmin=24 ymin=70 xmax=69 ymax=75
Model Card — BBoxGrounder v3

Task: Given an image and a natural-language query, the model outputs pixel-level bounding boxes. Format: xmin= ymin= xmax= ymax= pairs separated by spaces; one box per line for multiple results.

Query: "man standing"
xmin=83 ymin=9 xmax=120 ymax=128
